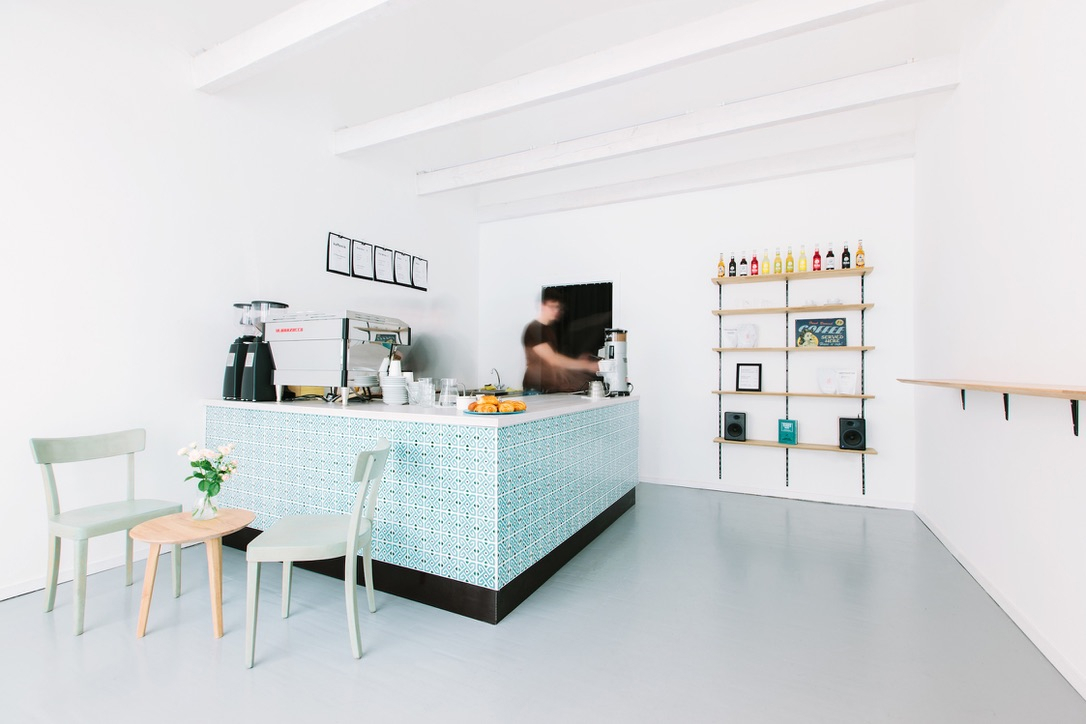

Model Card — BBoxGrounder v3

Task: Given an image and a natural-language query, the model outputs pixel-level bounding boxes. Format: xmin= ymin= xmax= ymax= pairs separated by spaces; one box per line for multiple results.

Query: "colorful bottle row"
xmin=716 ymin=241 xmax=865 ymax=278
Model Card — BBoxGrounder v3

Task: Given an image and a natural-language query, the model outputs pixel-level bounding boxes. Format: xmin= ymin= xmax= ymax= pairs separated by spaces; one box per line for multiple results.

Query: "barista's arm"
xmin=529 ymin=343 xmax=599 ymax=372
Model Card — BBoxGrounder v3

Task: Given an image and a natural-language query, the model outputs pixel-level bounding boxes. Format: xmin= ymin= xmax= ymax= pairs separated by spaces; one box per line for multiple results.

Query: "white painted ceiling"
xmin=121 ymin=0 xmax=987 ymax=216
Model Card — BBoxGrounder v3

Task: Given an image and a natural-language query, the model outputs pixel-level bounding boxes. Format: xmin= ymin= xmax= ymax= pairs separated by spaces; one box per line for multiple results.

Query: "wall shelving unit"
xmin=713 ymin=265 xmax=877 ymax=491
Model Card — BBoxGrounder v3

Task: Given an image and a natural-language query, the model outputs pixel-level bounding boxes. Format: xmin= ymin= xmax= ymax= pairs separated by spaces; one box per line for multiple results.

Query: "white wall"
xmin=479 ymin=160 xmax=916 ymax=508
xmin=0 ymin=2 xmax=478 ymax=599
xmin=913 ymin=0 xmax=1086 ymax=696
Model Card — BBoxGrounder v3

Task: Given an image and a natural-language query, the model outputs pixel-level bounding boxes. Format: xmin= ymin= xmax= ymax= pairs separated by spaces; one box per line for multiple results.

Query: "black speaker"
xmin=724 ymin=411 xmax=746 ymax=442
xmin=839 ymin=418 xmax=867 ymax=450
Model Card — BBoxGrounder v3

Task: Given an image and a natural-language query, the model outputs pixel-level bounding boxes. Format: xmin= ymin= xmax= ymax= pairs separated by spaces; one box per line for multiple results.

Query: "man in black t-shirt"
xmin=522 ymin=290 xmax=599 ymax=393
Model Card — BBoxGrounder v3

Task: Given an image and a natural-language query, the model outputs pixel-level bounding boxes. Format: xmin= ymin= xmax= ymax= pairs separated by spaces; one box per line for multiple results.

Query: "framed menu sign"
xmin=373 ymin=245 xmax=394 ymax=283
xmin=351 ymin=239 xmax=374 ymax=279
xmin=412 ymin=257 xmax=428 ymax=290
xmin=326 ymin=233 xmax=351 ymax=276
xmin=394 ymin=251 xmax=412 ymax=287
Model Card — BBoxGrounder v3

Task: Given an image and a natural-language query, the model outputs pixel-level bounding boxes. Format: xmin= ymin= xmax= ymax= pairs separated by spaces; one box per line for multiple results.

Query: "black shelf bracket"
xmin=1073 ymin=400 xmax=1080 ymax=437
xmin=1003 ymin=393 xmax=1010 ymax=421
xmin=960 ymin=389 xmax=966 ymax=409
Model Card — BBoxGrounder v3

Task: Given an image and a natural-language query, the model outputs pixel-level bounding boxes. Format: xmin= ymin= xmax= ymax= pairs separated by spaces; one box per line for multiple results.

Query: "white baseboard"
xmin=916 ymin=510 xmax=1086 ymax=700
xmin=639 ymin=475 xmax=913 ymax=511
xmin=0 ymin=544 xmax=191 ymax=602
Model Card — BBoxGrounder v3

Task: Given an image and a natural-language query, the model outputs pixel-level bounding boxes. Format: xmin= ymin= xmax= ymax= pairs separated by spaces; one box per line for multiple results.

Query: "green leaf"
xmin=198 ymin=480 xmax=208 ymax=492
xmin=208 ymin=482 xmax=221 ymax=497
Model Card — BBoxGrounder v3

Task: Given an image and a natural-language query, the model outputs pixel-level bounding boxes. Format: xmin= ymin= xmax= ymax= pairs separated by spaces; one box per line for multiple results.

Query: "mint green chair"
xmin=30 ymin=429 xmax=182 ymax=635
xmin=245 ymin=438 xmax=391 ymax=667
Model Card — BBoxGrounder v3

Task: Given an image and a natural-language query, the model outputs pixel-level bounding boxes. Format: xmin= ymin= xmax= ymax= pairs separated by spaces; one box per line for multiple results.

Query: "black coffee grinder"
xmin=223 ymin=300 xmax=287 ymax=401
xmin=222 ymin=303 xmax=254 ymax=400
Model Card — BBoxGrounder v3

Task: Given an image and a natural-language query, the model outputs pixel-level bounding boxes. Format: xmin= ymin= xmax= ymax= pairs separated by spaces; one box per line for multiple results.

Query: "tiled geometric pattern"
xmin=205 ymin=401 xmax=639 ymax=590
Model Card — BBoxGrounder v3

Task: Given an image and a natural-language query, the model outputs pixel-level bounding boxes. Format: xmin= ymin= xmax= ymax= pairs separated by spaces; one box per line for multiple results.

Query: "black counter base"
xmin=224 ymin=487 xmax=635 ymax=624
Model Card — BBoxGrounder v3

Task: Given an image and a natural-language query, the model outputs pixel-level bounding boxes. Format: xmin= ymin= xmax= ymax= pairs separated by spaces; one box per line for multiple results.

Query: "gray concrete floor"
xmin=2 ymin=483 xmax=1084 ymax=723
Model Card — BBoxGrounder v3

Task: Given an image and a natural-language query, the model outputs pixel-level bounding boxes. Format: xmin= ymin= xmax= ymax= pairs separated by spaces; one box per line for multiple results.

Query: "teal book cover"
xmin=778 ymin=419 xmax=797 ymax=445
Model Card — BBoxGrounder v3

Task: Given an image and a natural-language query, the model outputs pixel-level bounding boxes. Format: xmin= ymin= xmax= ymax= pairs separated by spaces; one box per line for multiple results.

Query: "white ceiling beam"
xmin=193 ymin=0 xmax=396 ymax=92
xmin=478 ymin=134 xmax=916 ymax=223
xmin=334 ymin=0 xmax=921 ymax=154
xmin=418 ymin=56 xmax=957 ymax=195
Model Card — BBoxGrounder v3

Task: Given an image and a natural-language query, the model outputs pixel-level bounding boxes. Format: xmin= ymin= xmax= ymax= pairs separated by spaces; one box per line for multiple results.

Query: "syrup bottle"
xmin=773 ymin=248 xmax=782 ymax=275
xmin=763 ymin=249 xmax=772 ymax=275
xmin=855 ymin=240 xmax=865 ymax=268
xmin=785 ymin=246 xmax=795 ymax=274
xmin=798 ymin=245 xmax=808 ymax=272
xmin=739 ymin=251 xmax=749 ymax=277
xmin=812 ymin=246 xmax=822 ymax=271
xmin=751 ymin=251 xmax=759 ymax=276
xmin=841 ymin=243 xmax=851 ymax=269
xmin=825 ymin=244 xmax=836 ymax=271
xmin=717 ymin=253 xmax=727 ymax=278
xmin=728 ymin=253 xmax=736 ymax=277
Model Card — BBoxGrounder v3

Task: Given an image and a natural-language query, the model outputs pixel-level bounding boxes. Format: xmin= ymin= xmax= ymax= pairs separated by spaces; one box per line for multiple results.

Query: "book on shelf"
xmin=778 ymin=419 xmax=797 ymax=445
xmin=795 ymin=317 xmax=847 ymax=347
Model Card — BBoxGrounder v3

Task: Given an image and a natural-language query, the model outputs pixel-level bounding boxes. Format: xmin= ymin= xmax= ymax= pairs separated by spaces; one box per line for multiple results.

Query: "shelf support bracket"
xmin=1003 ymin=393 xmax=1010 ymax=420
xmin=960 ymin=389 xmax=966 ymax=410
xmin=1072 ymin=400 xmax=1079 ymax=437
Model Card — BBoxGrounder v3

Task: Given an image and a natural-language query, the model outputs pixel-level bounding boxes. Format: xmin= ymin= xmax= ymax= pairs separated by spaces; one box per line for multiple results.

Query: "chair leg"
xmin=345 ymin=552 xmax=362 ymax=659
xmin=362 ymin=541 xmax=376 ymax=614
xmin=172 ymin=544 xmax=182 ymax=597
xmin=245 ymin=561 xmax=261 ymax=668
xmin=125 ymin=533 xmax=134 ymax=586
xmin=73 ymin=538 xmax=88 ymax=635
xmin=45 ymin=536 xmax=60 ymax=613
xmin=281 ymin=562 xmax=292 ymax=618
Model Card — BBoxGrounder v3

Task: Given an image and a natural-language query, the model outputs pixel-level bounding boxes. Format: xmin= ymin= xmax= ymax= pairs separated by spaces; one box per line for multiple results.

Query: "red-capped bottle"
xmin=751 ymin=251 xmax=760 ymax=276
xmin=812 ymin=246 xmax=822 ymax=271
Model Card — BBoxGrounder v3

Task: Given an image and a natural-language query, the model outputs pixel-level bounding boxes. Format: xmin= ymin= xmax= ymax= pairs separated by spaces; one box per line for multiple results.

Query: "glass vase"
xmin=192 ymin=492 xmax=219 ymax=520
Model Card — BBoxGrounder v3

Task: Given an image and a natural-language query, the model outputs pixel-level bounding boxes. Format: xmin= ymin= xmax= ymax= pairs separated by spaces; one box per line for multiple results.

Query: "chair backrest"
xmin=29 ymin=429 xmax=147 ymax=516
xmin=347 ymin=437 xmax=391 ymax=549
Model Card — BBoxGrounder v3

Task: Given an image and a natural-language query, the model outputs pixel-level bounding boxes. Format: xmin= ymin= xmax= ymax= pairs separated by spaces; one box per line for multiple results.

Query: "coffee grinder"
xmin=596 ymin=328 xmax=631 ymax=395
xmin=222 ymin=303 xmax=255 ymax=400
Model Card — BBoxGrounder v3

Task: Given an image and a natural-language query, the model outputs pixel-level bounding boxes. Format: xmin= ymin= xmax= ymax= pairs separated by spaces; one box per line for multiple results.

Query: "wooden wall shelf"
xmin=898 ymin=378 xmax=1085 ymax=436
xmin=713 ymin=345 xmax=875 ymax=353
xmin=712 ymin=267 xmax=874 ymax=285
xmin=714 ymin=437 xmax=877 ymax=455
xmin=713 ymin=303 xmax=874 ymax=316
xmin=713 ymin=390 xmax=875 ymax=400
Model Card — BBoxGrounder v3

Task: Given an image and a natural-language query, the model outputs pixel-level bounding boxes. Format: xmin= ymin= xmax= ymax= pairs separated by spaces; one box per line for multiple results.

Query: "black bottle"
xmin=842 ymin=244 xmax=851 ymax=269
xmin=825 ymin=245 xmax=836 ymax=271
xmin=728 ymin=253 xmax=736 ymax=277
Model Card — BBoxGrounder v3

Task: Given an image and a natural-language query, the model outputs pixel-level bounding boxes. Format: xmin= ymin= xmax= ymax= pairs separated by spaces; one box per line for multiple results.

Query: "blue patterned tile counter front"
xmin=204 ymin=394 xmax=639 ymax=622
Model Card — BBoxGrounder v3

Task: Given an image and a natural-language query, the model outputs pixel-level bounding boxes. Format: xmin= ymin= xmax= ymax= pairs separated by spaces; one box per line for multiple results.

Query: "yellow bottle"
xmin=798 ymin=245 xmax=808 ymax=272
xmin=785 ymin=246 xmax=795 ymax=274
xmin=717 ymin=253 xmax=727 ymax=278
xmin=855 ymin=240 xmax=866 ymax=268
xmin=773 ymin=247 xmax=782 ymax=275
xmin=762 ymin=249 xmax=771 ymax=275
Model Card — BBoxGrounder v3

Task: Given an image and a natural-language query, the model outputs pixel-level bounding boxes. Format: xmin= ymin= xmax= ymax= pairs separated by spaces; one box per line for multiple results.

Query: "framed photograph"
xmin=412 ymin=256 xmax=428 ymax=290
xmin=394 ymin=250 xmax=412 ymax=286
xmin=373 ymin=245 xmax=395 ymax=283
xmin=736 ymin=363 xmax=762 ymax=392
xmin=326 ymin=233 xmax=351 ymax=276
xmin=351 ymin=239 xmax=374 ymax=279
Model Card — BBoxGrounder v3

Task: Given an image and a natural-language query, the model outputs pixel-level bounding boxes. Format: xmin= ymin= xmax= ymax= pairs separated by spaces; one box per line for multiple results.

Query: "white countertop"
xmin=204 ymin=393 xmax=638 ymax=426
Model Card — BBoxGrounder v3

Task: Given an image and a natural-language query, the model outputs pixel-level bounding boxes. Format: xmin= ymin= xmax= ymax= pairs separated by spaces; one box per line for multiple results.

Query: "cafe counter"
xmin=203 ymin=394 xmax=639 ymax=623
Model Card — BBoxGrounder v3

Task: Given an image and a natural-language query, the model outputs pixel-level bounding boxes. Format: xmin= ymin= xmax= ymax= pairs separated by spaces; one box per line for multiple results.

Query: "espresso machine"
xmin=222 ymin=300 xmax=288 ymax=401
xmin=596 ymin=328 xmax=630 ymax=395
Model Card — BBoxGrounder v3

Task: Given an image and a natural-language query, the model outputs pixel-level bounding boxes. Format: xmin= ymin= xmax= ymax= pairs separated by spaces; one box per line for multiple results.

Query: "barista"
xmin=522 ymin=289 xmax=599 ymax=393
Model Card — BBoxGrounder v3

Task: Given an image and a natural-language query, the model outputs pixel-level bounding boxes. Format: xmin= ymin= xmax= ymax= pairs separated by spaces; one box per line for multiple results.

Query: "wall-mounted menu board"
xmin=327 ymin=231 xmax=428 ymax=292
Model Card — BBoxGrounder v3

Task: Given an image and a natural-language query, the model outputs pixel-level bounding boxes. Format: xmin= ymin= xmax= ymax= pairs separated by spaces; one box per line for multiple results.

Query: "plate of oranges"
xmin=464 ymin=395 xmax=527 ymax=414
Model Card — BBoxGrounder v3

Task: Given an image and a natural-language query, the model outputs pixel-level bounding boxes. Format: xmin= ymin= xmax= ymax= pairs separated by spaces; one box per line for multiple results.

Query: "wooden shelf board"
xmin=713 ymin=346 xmax=875 ymax=353
xmin=712 ymin=390 xmax=874 ymax=399
xmin=713 ymin=303 xmax=873 ymax=316
xmin=714 ymin=437 xmax=877 ymax=455
xmin=712 ymin=267 xmax=873 ymax=285
xmin=898 ymin=378 xmax=1086 ymax=401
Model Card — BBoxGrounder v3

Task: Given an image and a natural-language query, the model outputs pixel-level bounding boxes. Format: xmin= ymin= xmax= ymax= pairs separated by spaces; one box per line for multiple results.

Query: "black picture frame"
xmin=351 ymin=239 xmax=374 ymax=279
xmin=373 ymin=245 xmax=395 ymax=284
xmin=412 ymin=257 xmax=428 ymax=290
xmin=736 ymin=363 xmax=763 ymax=392
xmin=394 ymin=250 xmax=412 ymax=287
xmin=327 ymin=233 xmax=351 ymax=276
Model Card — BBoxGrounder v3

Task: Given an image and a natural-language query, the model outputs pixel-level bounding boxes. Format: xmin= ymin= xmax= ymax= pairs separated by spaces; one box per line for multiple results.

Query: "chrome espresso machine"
xmin=263 ymin=310 xmax=411 ymax=405
xmin=596 ymin=328 xmax=631 ymax=395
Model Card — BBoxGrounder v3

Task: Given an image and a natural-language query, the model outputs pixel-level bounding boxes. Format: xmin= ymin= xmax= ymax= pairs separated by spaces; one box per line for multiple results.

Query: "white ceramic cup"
xmin=389 ymin=359 xmax=402 ymax=376
xmin=456 ymin=396 xmax=473 ymax=412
